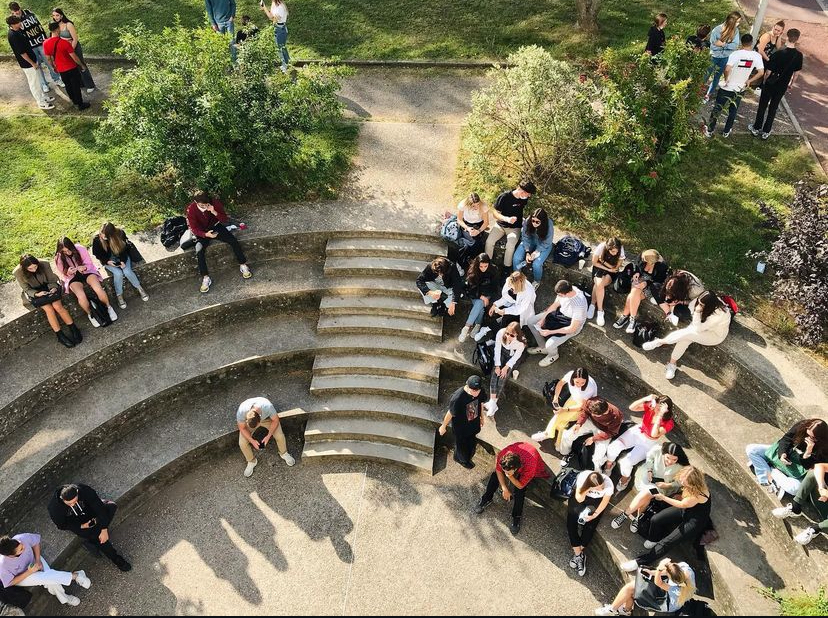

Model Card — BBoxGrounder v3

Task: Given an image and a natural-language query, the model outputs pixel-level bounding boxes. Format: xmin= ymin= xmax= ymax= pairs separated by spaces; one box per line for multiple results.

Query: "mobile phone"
xmin=648 ymin=486 xmax=659 ymax=496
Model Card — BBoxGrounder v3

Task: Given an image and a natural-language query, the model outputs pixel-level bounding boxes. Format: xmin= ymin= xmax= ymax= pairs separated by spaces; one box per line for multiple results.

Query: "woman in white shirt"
xmin=456 ymin=192 xmax=490 ymax=270
xmin=595 ymin=559 xmax=696 ymax=616
xmin=567 ymin=471 xmax=613 ymax=577
xmin=588 ymin=237 xmax=626 ymax=327
xmin=489 ymin=271 xmax=536 ymax=328
xmin=642 ymin=291 xmax=732 ymax=380
xmin=532 ymin=367 xmax=598 ymax=447
xmin=483 ymin=322 xmax=526 ymax=417
xmin=261 ymin=0 xmax=290 ymax=72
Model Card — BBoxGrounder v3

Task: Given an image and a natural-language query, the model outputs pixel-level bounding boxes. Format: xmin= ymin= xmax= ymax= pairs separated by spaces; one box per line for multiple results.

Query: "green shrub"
xmin=762 ymin=587 xmax=828 ymax=616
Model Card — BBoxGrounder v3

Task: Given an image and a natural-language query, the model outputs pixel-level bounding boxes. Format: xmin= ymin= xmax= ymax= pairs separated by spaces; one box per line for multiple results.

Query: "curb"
xmin=781 ymin=97 xmax=825 ymax=174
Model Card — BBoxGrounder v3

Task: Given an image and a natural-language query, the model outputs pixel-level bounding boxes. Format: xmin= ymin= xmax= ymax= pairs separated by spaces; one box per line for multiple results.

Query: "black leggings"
xmin=567 ymin=495 xmax=604 ymax=548
xmin=195 ymin=224 xmax=247 ymax=276
xmin=635 ymin=506 xmax=708 ymax=565
xmin=481 ymin=471 xmax=527 ymax=518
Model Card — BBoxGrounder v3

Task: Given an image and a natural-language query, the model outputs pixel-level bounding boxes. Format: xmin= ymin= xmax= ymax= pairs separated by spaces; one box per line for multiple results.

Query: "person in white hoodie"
xmin=642 ymin=291 xmax=731 ymax=379
xmin=484 ymin=322 xmax=527 ymax=417
xmin=488 ymin=271 xmax=536 ymax=328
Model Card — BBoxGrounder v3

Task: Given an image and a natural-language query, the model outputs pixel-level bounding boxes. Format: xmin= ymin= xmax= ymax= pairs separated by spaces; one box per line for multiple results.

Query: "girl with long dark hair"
xmin=54 ymin=236 xmax=116 ymax=327
xmin=50 ymin=8 xmax=95 ymax=91
xmin=588 ymin=237 xmax=625 ymax=327
xmin=92 ymin=222 xmax=149 ymax=309
xmin=459 ymin=253 xmax=498 ymax=342
xmin=14 ymin=254 xmax=81 ymax=347
xmin=512 ymin=208 xmax=554 ymax=288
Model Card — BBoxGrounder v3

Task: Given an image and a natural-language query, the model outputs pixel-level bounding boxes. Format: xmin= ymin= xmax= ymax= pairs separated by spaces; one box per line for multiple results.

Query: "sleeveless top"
xmin=756 ymin=34 xmax=781 ymax=58
xmin=683 ymin=492 xmax=711 ymax=522
xmin=59 ymin=25 xmax=72 ymax=40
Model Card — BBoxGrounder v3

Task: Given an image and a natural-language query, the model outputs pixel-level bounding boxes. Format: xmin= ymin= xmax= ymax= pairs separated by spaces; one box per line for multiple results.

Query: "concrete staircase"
xmin=303 ymin=235 xmax=447 ymax=473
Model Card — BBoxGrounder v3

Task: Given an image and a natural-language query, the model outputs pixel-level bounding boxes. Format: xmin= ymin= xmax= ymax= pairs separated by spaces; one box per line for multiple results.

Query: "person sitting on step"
xmin=532 ymin=367 xmax=598 ymax=447
xmin=526 ymin=279 xmax=588 ymax=367
xmin=642 ymin=290 xmax=731 ymax=380
xmin=474 ymin=441 xmax=549 ymax=535
xmin=185 ymin=191 xmax=252 ymax=294
xmin=439 ymin=375 xmax=486 ymax=469
xmin=455 ymin=192 xmax=490 ymax=272
xmin=458 ymin=253 xmax=498 ymax=342
xmin=488 ymin=270 xmax=536 ymax=329
xmin=655 ymin=269 xmax=704 ymax=326
xmin=54 ymin=236 xmax=117 ymax=327
xmin=484 ymin=180 xmax=536 ymax=268
xmin=14 ymin=254 xmax=81 ymax=348
xmin=613 ymin=249 xmax=669 ymax=334
xmin=0 ymin=533 xmax=90 ymax=607
xmin=587 ymin=237 xmax=626 ymax=327
xmin=236 ymin=397 xmax=297 ymax=477
xmin=596 ymin=559 xmax=696 ymax=616
xmin=512 ymin=208 xmax=554 ymax=289
xmin=483 ymin=322 xmax=527 ymax=417
xmin=560 ymin=397 xmax=624 ymax=470
xmin=611 ymin=442 xmax=689 ymax=533
xmin=746 ymin=418 xmax=828 ymax=499
xmin=91 ymin=222 xmax=149 ymax=309
xmin=603 ymin=395 xmax=676 ymax=491
xmin=567 ymin=471 xmax=613 ymax=577
xmin=773 ymin=462 xmax=828 ymax=546
xmin=416 ymin=256 xmax=463 ymax=317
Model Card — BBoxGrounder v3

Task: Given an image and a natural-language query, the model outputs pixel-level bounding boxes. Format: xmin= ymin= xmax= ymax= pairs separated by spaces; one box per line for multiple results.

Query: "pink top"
xmin=54 ymin=243 xmax=102 ymax=293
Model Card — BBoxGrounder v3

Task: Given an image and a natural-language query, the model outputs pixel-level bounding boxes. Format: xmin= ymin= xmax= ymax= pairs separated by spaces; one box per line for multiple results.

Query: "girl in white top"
xmin=642 ymin=291 xmax=731 ymax=380
xmin=261 ymin=0 xmax=290 ymax=72
xmin=532 ymin=367 xmax=598 ymax=446
xmin=484 ymin=322 xmax=527 ymax=417
xmin=456 ymin=192 xmax=490 ymax=270
xmin=588 ymin=237 xmax=626 ymax=327
xmin=489 ymin=271 xmax=536 ymax=327
xmin=568 ymin=471 xmax=613 ymax=576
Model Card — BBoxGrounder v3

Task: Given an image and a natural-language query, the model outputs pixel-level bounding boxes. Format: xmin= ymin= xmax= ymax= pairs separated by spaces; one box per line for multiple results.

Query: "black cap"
xmin=466 ymin=375 xmax=483 ymax=390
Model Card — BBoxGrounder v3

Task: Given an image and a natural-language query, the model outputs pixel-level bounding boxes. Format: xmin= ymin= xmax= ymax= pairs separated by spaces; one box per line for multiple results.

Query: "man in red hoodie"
xmin=559 ymin=397 xmax=624 ymax=471
xmin=185 ymin=191 xmax=251 ymax=293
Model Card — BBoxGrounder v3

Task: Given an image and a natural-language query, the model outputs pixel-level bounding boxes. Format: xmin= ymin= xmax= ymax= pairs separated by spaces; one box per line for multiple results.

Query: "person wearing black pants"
xmin=749 ymin=29 xmax=803 ymax=140
xmin=439 ymin=375 xmax=486 ymax=469
xmin=42 ymin=21 xmax=88 ymax=110
xmin=567 ymin=471 xmax=613 ymax=577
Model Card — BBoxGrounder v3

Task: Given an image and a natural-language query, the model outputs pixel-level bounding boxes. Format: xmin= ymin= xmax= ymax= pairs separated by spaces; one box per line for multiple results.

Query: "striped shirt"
xmin=559 ymin=289 xmax=588 ymax=333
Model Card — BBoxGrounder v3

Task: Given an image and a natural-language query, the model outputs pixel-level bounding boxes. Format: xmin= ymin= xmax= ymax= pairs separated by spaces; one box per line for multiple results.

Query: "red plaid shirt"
xmin=496 ymin=442 xmax=550 ymax=484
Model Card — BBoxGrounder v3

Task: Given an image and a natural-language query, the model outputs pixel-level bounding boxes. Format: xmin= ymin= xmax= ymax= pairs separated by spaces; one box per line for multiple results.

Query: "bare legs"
xmin=41 ymin=300 xmax=74 ymax=332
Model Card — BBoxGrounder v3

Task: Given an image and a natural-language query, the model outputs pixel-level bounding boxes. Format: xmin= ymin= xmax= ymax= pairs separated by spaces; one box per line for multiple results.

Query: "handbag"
xmin=28 ymin=285 xmax=62 ymax=307
xmin=764 ymin=441 xmax=807 ymax=479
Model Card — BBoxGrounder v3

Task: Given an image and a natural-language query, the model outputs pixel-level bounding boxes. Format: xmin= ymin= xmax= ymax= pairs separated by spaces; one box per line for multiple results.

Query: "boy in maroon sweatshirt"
xmin=560 ymin=397 xmax=624 ymax=470
xmin=185 ymin=192 xmax=251 ymax=293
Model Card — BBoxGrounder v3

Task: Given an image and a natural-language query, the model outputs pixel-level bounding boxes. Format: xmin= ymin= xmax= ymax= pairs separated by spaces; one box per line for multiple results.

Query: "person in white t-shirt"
xmin=567 ymin=471 xmax=613 ymax=577
xmin=705 ymin=34 xmax=764 ymax=137
xmin=526 ymin=280 xmax=588 ymax=366
xmin=261 ymin=0 xmax=290 ymax=72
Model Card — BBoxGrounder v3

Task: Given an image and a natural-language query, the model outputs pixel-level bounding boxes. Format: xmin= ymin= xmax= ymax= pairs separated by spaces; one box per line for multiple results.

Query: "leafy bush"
xmin=98 ymin=22 xmax=346 ymax=197
xmin=763 ymin=586 xmax=828 ymax=616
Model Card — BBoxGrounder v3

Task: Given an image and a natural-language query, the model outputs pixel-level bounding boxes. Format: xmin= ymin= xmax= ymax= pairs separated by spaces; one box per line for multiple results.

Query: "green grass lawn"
xmin=2 ymin=0 xmax=734 ymax=59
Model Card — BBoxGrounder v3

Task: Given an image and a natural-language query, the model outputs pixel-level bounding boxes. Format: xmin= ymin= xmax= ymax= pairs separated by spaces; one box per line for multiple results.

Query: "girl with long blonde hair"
xmin=705 ymin=11 xmax=742 ymax=98
xmin=483 ymin=321 xmax=527 ymax=417
xmin=596 ymin=558 xmax=697 ymax=615
xmin=489 ymin=270 xmax=537 ymax=328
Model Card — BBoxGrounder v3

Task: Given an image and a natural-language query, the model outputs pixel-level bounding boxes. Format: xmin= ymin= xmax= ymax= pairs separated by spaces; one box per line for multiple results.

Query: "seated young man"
xmin=527 ymin=280 xmax=588 ymax=366
xmin=415 ymin=257 xmax=463 ymax=317
xmin=773 ymin=462 xmax=828 ymax=546
xmin=236 ymin=397 xmax=296 ymax=477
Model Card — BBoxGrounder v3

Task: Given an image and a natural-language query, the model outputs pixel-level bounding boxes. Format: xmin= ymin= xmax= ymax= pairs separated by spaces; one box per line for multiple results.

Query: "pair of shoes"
xmin=200 ymin=276 xmax=212 ymax=293
xmin=473 ymin=498 xmax=492 ymax=514
xmin=527 ymin=346 xmax=544 ymax=355
xmin=113 ymin=556 xmax=132 ymax=572
xmin=240 ymin=264 xmax=253 ymax=279
xmin=244 ymin=459 xmax=258 ymax=477
xmin=75 ymin=569 xmax=91 ymax=588
xmin=531 ymin=431 xmax=547 ymax=442
xmin=538 ymin=354 xmax=558 ymax=367
xmin=117 ymin=295 xmax=127 ymax=309
xmin=747 ymin=123 xmax=760 ymax=137
xmin=641 ymin=340 xmax=661 ymax=351
xmin=107 ymin=305 xmax=118 ymax=321
xmin=509 ymin=516 xmax=522 ymax=535
xmin=458 ymin=326 xmax=470 ymax=343
xmin=596 ymin=311 xmax=605 ymax=327
xmin=613 ymin=314 xmax=630 ymax=329
xmin=280 ymin=452 xmax=296 ymax=467
xmin=665 ymin=363 xmax=677 ymax=380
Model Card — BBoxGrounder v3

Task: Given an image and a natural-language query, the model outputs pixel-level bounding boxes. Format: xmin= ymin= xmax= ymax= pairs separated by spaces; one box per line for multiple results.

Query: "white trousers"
xmin=560 ymin=419 xmax=609 ymax=471
xmin=22 ymin=67 xmax=46 ymax=106
xmin=660 ymin=326 xmax=726 ymax=362
xmin=606 ymin=426 xmax=659 ymax=477
xmin=17 ymin=557 xmax=73 ymax=603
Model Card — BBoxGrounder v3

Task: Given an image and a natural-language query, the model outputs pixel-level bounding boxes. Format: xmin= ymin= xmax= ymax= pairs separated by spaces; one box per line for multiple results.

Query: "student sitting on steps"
xmin=656 ymin=269 xmax=704 ymax=326
xmin=567 ymin=471 xmax=613 ymax=577
xmin=613 ymin=249 xmax=669 ymax=335
xmin=587 ymin=237 xmax=626 ymax=327
xmin=91 ymin=222 xmax=149 ymax=309
xmin=532 ymin=367 xmax=598 ymax=448
xmin=483 ymin=322 xmax=527 ymax=418
xmin=416 ymin=256 xmax=463 ymax=317
xmin=455 ymin=192 xmax=489 ymax=272
xmin=488 ymin=270 xmax=536 ymax=328
xmin=560 ymin=397 xmax=624 ymax=471
xmin=458 ymin=253 xmax=498 ymax=342
xmin=526 ymin=279 xmax=588 ymax=367
xmin=14 ymin=254 xmax=81 ymax=348
xmin=596 ymin=559 xmax=696 ymax=616
xmin=54 ymin=236 xmax=117 ymax=327
xmin=512 ymin=208 xmax=554 ymax=288
xmin=236 ymin=397 xmax=296 ymax=477
xmin=773 ymin=462 xmax=828 ymax=546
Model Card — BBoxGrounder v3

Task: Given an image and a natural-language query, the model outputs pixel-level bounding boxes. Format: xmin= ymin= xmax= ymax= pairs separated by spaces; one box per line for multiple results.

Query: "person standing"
xmin=749 ymin=28 xmax=803 ymax=140
xmin=42 ymin=21 xmax=89 ymax=110
xmin=47 ymin=484 xmax=132 ymax=572
xmin=6 ymin=16 xmax=54 ymax=109
xmin=50 ymin=9 xmax=95 ymax=92
xmin=704 ymin=11 xmax=742 ymax=100
xmin=261 ymin=0 xmax=289 ymax=73
xmin=439 ymin=375 xmax=486 ymax=469
xmin=704 ymin=34 xmax=764 ymax=138
xmin=484 ymin=181 xmax=536 ymax=269
xmin=644 ymin=13 xmax=668 ymax=56
xmin=236 ymin=397 xmax=296 ymax=477
xmin=7 ymin=2 xmax=63 ymax=90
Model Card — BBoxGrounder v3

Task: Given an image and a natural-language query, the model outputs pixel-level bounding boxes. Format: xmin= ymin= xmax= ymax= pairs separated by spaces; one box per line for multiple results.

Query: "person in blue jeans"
xmin=91 ymin=223 xmax=149 ymax=309
xmin=205 ymin=0 xmax=237 ymax=60
xmin=458 ymin=253 xmax=498 ymax=342
xmin=512 ymin=208 xmax=554 ymax=289
xmin=261 ymin=0 xmax=289 ymax=72
xmin=705 ymin=12 xmax=742 ymax=99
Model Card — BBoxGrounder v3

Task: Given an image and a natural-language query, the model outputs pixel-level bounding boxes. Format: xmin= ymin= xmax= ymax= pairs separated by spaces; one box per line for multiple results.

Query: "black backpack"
xmin=613 ymin=263 xmax=635 ymax=294
xmin=632 ymin=321 xmax=658 ymax=348
xmin=89 ymin=297 xmax=112 ymax=328
xmin=678 ymin=599 xmax=714 ymax=616
xmin=160 ymin=216 xmax=188 ymax=250
xmin=472 ymin=338 xmax=495 ymax=375
xmin=553 ymin=236 xmax=590 ymax=267
xmin=550 ymin=466 xmax=580 ymax=500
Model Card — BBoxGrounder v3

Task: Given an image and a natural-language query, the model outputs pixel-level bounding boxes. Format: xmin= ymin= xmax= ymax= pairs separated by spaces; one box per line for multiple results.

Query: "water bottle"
xmin=578 ymin=506 xmax=592 ymax=526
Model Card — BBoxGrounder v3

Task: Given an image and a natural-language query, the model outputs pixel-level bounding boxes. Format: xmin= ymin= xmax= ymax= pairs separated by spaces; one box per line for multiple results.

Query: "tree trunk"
xmin=577 ymin=0 xmax=602 ymax=31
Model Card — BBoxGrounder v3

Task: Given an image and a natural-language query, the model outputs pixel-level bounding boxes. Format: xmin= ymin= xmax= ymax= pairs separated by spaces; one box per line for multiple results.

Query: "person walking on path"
xmin=484 ymin=181 xmax=536 ymax=269
xmin=50 ymin=8 xmax=95 ymax=92
xmin=236 ymin=397 xmax=296 ymax=477
xmin=42 ymin=21 xmax=88 ymax=110
xmin=6 ymin=15 xmax=54 ymax=109
xmin=704 ymin=34 xmax=764 ymax=138
xmin=705 ymin=11 xmax=742 ymax=100
xmin=439 ymin=375 xmax=486 ymax=469
xmin=261 ymin=0 xmax=289 ymax=73
xmin=749 ymin=28 xmax=803 ymax=140
xmin=47 ymin=484 xmax=132 ymax=572
xmin=644 ymin=13 xmax=668 ymax=56
xmin=7 ymin=2 xmax=63 ymax=90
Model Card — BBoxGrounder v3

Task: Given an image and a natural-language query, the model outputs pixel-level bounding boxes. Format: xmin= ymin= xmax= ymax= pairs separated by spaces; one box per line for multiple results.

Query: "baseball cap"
xmin=466 ymin=375 xmax=483 ymax=390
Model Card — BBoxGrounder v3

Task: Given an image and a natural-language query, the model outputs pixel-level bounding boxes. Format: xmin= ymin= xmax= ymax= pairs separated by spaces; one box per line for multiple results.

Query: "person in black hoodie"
xmin=458 ymin=253 xmax=498 ymax=342
xmin=416 ymin=257 xmax=463 ymax=318
xmin=47 ymin=484 xmax=131 ymax=572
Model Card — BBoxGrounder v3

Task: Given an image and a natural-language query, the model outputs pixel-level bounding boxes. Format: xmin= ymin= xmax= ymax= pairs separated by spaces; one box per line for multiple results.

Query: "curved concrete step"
xmin=319 ymin=294 xmax=432 ymax=320
xmin=324 ymin=256 xmax=428 ymax=279
xmin=326 ymin=236 xmax=446 ymax=261
xmin=301 ymin=439 xmax=434 ymax=473
xmin=307 ymin=394 xmax=439 ymax=425
xmin=313 ymin=353 xmax=439 ymax=383
xmin=316 ymin=333 xmax=461 ymax=363
xmin=304 ymin=416 xmax=435 ymax=453
xmin=317 ymin=314 xmax=442 ymax=342
xmin=310 ymin=374 xmax=438 ymax=403
xmin=325 ymin=276 xmax=422 ymax=299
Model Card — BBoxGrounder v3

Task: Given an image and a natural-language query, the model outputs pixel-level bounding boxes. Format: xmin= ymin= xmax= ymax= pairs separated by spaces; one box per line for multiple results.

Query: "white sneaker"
xmin=511 ymin=370 xmax=519 ymax=380
xmin=643 ymin=539 xmax=657 ymax=549
xmin=458 ymin=326 xmax=470 ymax=343
xmin=107 ymin=305 xmax=118 ymax=321
xmin=56 ymin=80 xmax=66 ymax=88
xmin=625 ymin=317 xmax=636 ymax=334
xmin=665 ymin=363 xmax=677 ymax=380
xmin=89 ymin=314 xmax=101 ymax=328
xmin=41 ymin=84 xmax=51 ymax=93
xmin=620 ymin=559 xmax=638 ymax=572
xmin=117 ymin=295 xmax=127 ymax=309
xmin=280 ymin=452 xmax=296 ymax=467
xmin=200 ymin=275 xmax=212 ymax=293
xmin=470 ymin=324 xmax=481 ymax=337
xmin=531 ymin=431 xmax=547 ymax=442
xmin=539 ymin=354 xmax=558 ymax=367
xmin=240 ymin=264 xmax=252 ymax=279
xmin=527 ymin=346 xmax=544 ymax=355
xmin=795 ymin=527 xmax=817 ymax=545
xmin=473 ymin=326 xmax=491 ymax=341
xmin=772 ymin=504 xmax=796 ymax=519
xmin=642 ymin=340 xmax=661 ymax=351
xmin=244 ymin=459 xmax=258 ymax=477
xmin=75 ymin=570 xmax=91 ymax=589
xmin=667 ymin=313 xmax=679 ymax=326
xmin=596 ymin=311 xmax=605 ymax=327
xmin=484 ymin=401 xmax=498 ymax=417
xmin=62 ymin=595 xmax=81 ymax=606
xmin=86 ymin=87 xmax=96 ymax=93
xmin=587 ymin=304 xmax=596 ymax=319
xmin=595 ymin=605 xmax=625 ymax=616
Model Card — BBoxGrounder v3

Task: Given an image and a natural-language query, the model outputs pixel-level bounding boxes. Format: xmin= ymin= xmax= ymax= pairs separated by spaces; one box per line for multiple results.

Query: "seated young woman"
xmin=531 ymin=367 xmax=598 ymax=447
xmin=773 ymin=462 xmax=828 ymax=546
xmin=91 ymin=222 xmax=149 ymax=309
xmin=587 ymin=237 xmax=626 ymax=327
xmin=656 ymin=270 xmax=704 ymax=326
xmin=14 ymin=255 xmax=81 ymax=348
xmin=458 ymin=254 xmax=498 ymax=343
xmin=455 ymin=192 xmax=490 ymax=272
xmin=483 ymin=322 xmax=527 ymax=417
xmin=595 ymin=559 xmax=696 ymax=616
xmin=488 ymin=271 xmax=536 ymax=329
xmin=746 ymin=418 xmax=828 ymax=498
xmin=611 ymin=442 xmax=689 ymax=533
xmin=567 ymin=471 xmax=613 ymax=577
xmin=54 ymin=236 xmax=117 ymax=327
xmin=512 ymin=208 xmax=554 ymax=288
xmin=613 ymin=249 xmax=669 ymax=334
xmin=415 ymin=257 xmax=463 ymax=317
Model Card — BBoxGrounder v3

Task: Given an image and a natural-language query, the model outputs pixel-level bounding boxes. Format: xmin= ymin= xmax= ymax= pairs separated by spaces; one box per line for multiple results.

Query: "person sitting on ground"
xmin=0 ymin=533 xmax=90 ymax=607
xmin=14 ymin=254 xmax=80 ymax=348
xmin=746 ymin=418 xmax=828 ymax=498
xmin=458 ymin=253 xmax=498 ymax=343
xmin=416 ymin=256 xmax=463 ymax=317
xmin=527 ymin=279 xmax=588 ymax=367
xmin=512 ymin=208 xmax=554 ymax=289
xmin=686 ymin=24 xmax=711 ymax=52
xmin=642 ymin=291 xmax=731 ymax=380
xmin=54 ymin=236 xmax=117 ymax=327
xmin=773 ymin=462 xmax=828 ymax=546
xmin=47 ymin=483 xmax=131 ymax=572
xmin=91 ymin=222 xmax=149 ymax=309
xmin=613 ymin=249 xmax=669 ymax=334
xmin=587 ymin=237 xmax=626 ymax=327
xmin=532 ymin=367 xmax=598 ymax=447
xmin=620 ymin=466 xmax=711 ymax=572
xmin=236 ymin=397 xmax=296 ymax=477
xmin=644 ymin=13 xmax=668 ymax=56
xmin=488 ymin=270 xmax=536 ymax=329
xmin=185 ymin=191 xmax=252 ymax=294
xmin=603 ymin=395 xmax=676 ymax=491
xmin=439 ymin=375 xmax=486 ymax=469
xmin=474 ymin=441 xmax=549 ymax=535
xmin=612 ymin=442 xmax=689 ymax=533
xmin=484 ymin=181 xmax=536 ymax=268
xmin=483 ymin=322 xmax=527 ymax=418
xmin=560 ymin=397 xmax=624 ymax=471
xmin=656 ymin=269 xmax=704 ymax=325
xmin=596 ymin=559 xmax=696 ymax=616
xmin=567 ymin=471 xmax=613 ymax=577
xmin=234 ymin=14 xmax=260 ymax=45
xmin=455 ymin=192 xmax=489 ymax=272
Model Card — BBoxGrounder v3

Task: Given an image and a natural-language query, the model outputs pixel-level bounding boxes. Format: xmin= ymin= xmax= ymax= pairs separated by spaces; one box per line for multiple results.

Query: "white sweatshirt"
xmin=494 ymin=327 xmax=526 ymax=369
xmin=494 ymin=281 xmax=537 ymax=327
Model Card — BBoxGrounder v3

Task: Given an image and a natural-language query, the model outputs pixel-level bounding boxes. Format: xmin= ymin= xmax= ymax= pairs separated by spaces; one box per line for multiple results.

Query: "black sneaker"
xmin=474 ymin=499 xmax=493 ymax=514
xmin=577 ymin=552 xmax=587 ymax=577
xmin=510 ymin=516 xmax=522 ymax=535
xmin=613 ymin=315 xmax=630 ymax=329
xmin=113 ymin=556 xmax=132 ymax=572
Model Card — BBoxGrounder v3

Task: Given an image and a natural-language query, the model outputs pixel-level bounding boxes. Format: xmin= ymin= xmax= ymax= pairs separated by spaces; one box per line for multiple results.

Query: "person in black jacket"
xmin=458 ymin=253 xmax=498 ymax=342
xmin=91 ymin=222 xmax=149 ymax=309
xmin=613 ymin=249 xmax=669 ymax=335
xmin=47 ymin=484 xmax=131 ymax=572
xmin=416 ymin=257 xmax=463 ymax=318
xmin=645 ymin=14 xmax=668 ymax=56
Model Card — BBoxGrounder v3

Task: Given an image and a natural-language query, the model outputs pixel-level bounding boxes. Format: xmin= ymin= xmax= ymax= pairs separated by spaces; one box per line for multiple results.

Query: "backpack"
xmin=566 ymin=433 xmax=596 ymax=471
xmin=613 ymin=263 xmax=635 ymax=294
xmin=550 ymin=466 xmax=580 ymax=500
xmin=632 ymin=321 xmax=658 ymax=348
xmin=553 ymin=236 xmax=590 ymax=267
xmin=721 ymin=294 xmax=739 ymax=316
xmin=541 ymin=380 xmax=558 ymax=406
xmin=160 ymin=216 xmax=188 ymax=250
xmin=88 ymin=297 xmax=112 ymax=328
xmin=472 ymin=337 xmax=496 ymax=376
xmin=440 ymin=215 xmax=463 ymax=247
xmin=574 ymin=283 xmax=592 ymax=305
xmin=678 ymin=599 xmax=714 ymax=616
